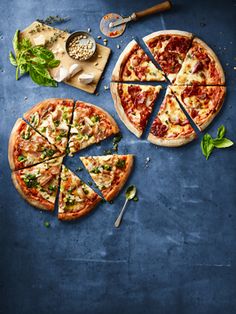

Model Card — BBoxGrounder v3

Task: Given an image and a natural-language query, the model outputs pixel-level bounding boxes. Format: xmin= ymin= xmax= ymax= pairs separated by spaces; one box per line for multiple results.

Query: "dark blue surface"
xmin=1 ymin=1 xmax=236 ymax=313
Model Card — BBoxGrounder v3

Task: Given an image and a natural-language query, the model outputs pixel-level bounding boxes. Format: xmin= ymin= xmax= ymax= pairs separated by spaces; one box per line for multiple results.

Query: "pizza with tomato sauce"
xmin=58 ymin=165 xmax=101 ymax=221
xmin=143 ymin=30 xmax=193 ymax=83
xmin=171 ymin=85 xmax=226 ymax=131
xmin=148 ymin=87 xmax=197 ymax=146
xmin=68 ymin=101 xmax=119 ymax=155
xmin=112 ymin=39 xmax=165 ymax=82
xmin=110 ymin=82 xmax=162 ymax=137
xmin=80 ymin=154 xmax=134 ymax=201
xmin=174 ymin=38 xmax=225 ymax=85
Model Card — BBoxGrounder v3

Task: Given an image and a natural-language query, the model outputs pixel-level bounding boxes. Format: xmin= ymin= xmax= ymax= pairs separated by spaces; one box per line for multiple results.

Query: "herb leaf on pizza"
xmin=8 ymin=118 xmax=62 ymax=170
xmin=110 ymin=83 xmax=162 ymax=137
xmin=24 ymin=98 xmax=74 ymax=153
xmin=143 ymin=30 xmax=193 ymax=83
xmin=12 ymin=156 xmax=63 ymax=211
xmin=58 ymin=165 xmax=101 ymax=221
xmin=80 ymin=154 xmax=133 ymax=201
xmin=174 ymin=38 xmax=225 ymax=85
xmin=68 ymin=101 xmax=119 ymax=155
xmin=148 ymin=87 xmax=197 ymax=146
xmin=112 ymin=39 xmax=165 ymax=82
xmin=171 ymin=85 xmax=226 ymax=131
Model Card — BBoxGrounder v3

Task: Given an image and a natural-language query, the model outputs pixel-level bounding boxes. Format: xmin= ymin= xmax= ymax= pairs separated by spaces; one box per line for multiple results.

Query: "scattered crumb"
xmin=116 ymin=44 xmax=120 ymax=49
xmin=103 ymin=42 xmax=107 ymax=46
xmin=104 ymin=85 xmax=109 ymax=90
xmin=97 ymin=35 xmax=101 ymax=39
xmin=98 ymin=54 xmax=102 ymax=58
xmin=103 ymin=38 xmax=108 ymax=42
xmin=145 ymin=157 xmax=151 ymax=168
xmin=94 ymin=62 xmax=98 ymax=66
xmin=87 ymin=28 xmax=91 ymax=32
xmin=234 ymin=67 xmax=236 ymax=70
xmin=96 ymin=92 xmax=99 ymax=96
xmin=44 ymin=221 xmax=50 ymax=228
xmin=24 ymin=96 xmax=28 ymax=101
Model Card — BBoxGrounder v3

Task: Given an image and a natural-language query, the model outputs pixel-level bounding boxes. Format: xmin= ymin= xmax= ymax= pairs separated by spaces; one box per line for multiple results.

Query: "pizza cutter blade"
xmin=100 ymin=13 xmax=126 ymax=38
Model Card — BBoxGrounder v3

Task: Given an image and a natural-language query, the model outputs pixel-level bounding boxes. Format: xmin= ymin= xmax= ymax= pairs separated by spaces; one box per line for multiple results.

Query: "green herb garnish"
xmin=9 ymin=30 xmax=60 ymax=87
xmin=116 ymin=159 xmax=126 ymax=169
xmin=201 ymin=125 xmax=234 ymax=160
xmin=90 ymin=167 xmax=101 ymax=174
xmin=18 ymin=155 xmax=26 ymax=162
xmin=102 ymin=164 xmax=112 ymax=171
xmin=44 ymin=221 xmax=51 ymax=228
xmin=23 ymin=174 xmax=38 ymax=188
xmin=90 ymin=115 xmax=100 ymax=123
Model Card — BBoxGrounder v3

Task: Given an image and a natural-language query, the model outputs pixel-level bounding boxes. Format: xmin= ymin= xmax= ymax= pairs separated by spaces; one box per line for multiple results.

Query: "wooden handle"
xmin=134 ymin=1 xmax=172 ymax=20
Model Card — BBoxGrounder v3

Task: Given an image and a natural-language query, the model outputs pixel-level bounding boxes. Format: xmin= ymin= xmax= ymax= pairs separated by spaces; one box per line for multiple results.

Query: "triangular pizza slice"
xmin=171 ymin=85 xmax=226 ymax=131
xmin=68 ymin=101 xmax=119 ymax=155
xmin=80 ymin=154 xmax=134 ymax=201
xmin=112 ymin=39 xmax=165 ymax=82
xmin=24 ymin=98 xmax=74 ymax=153
xmin=8 ymin=118 xmax=62 ymax=170
xmin=148 ymin=87 xmax=197 ymax=146
xmin=58 ymin=165 xmax=102 ymax=221
xmin=110 ymin=83 xmax=162 ymax=137
xmin=12 ymin=156 xmax=63 ymax=211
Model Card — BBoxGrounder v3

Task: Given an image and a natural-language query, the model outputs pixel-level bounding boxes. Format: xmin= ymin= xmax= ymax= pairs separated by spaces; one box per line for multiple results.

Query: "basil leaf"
xmin=30 ymin=64 xmax=52 ymax=80
xmin=217 ymin=125 xmax=226 ymax=139
xmin=47 ymin=59 xmax=60 ymax=68
xmin=31 ymin=57 xmax=47 ymax=65
xmin=213 ymin=138 xmax=234 ymax=148
xmin=29 ymin=66 xmax=57 ymax=87
xmin=9 ymin=51 xmax=17 ymax=66
xmin=19 ymin=38 xmax=32 ymax=51
xmin=201 ymin=133 xmax=214 ymax=160
xmin=12 ymin=30 xmax=20 ymax=55
xmin=31 ymin=46 xmax=54 ymax=60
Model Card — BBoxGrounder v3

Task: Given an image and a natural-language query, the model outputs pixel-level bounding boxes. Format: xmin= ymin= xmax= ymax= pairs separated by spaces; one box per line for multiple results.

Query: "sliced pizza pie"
xmin=148 ymin=87 xmax=197 ymax=147
xmin=8 ymin=119 xmax=62 ymax=170
xmin=24 ymin=98 xmax=74 ymax=153
xmin=80 ymin=154 xmax=133 ymax=201
xmin=12 ymin=156 xmax=63 ymax=211
xmin=171 ymin=85 xmax=226 ymax=131
xmin=110 ymin=83 xmax=162 ymax=137
xmin=174 ymin=38 xmax=225 ymax=85
xmin=143 ymin=30 xmax=193 ymax=83
xmin=58 ymin=165 xmax=102 ymax=221
xmin=68 ymin=101 xmax=119 ymax=155
xmin=112 ymin=39 xmax=165 ymax=82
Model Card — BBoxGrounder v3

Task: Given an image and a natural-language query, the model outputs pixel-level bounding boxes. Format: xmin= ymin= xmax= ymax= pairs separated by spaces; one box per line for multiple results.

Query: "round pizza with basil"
xmin=80 ymin=154 xmax=134 ymax=201
xmin=68 ymin=101 xmax=119 ymax=155
xmin=112 ymin=39 xmax=165 ymax=82
xmin=110 ymin=82 xmax=162 ymax=137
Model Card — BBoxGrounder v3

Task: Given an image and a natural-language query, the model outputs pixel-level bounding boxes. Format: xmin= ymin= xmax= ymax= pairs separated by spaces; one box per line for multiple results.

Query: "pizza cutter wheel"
xmin=100 ymin=1 xmax=172 ymax=38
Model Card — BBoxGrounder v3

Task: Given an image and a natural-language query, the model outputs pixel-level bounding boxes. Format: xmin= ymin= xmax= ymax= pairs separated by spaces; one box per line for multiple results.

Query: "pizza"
xmin=148 ymin=87 xmax=197 ymax=146
xmin=143 ymin=30 xmax=193 ymax=82
xmin=8 ymin=118 xmax=62 ymax=170
xmin=80 ymin=154 xmax=134 ymax=201
xmin=12 ymin=156 xmax=63 ymax=211
xmin=68 ymin=101 xmax=119 ymax=155
xmin=174 ymin=38 xmax=225 ymax=85
xmin=110 ymin=83 xmax=162 ymax=137
xmin=24 ymin=98 xmax=74 ymax=153
xmin=171 ymin=85 xmax=226 ymax=131
xmin=58 ymin=165 xmax=101 ymax=221
xmin=112 ymin=39 xmax=165 ymax=82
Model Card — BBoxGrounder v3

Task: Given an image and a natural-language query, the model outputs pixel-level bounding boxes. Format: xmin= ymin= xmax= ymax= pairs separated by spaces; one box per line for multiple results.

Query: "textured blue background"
xmin=0 ymin=0 xmax=236 ymax=313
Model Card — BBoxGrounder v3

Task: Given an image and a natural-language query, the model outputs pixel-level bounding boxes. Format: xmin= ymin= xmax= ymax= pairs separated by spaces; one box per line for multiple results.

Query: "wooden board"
xmin=21 ymin=22 xmax=111 ymax=93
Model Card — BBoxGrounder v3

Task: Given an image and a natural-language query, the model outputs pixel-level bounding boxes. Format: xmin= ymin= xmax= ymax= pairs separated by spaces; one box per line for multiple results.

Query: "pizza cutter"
xmin=100 ymin=1 xmax=172 ymax=38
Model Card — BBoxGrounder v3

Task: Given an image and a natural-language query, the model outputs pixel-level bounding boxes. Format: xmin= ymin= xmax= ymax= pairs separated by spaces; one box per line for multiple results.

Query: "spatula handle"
xmin=134 ymin=1 xmax=172 ymax=20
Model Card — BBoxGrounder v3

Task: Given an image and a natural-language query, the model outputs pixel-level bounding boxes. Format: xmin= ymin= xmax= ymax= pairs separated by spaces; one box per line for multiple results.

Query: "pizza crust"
xmin=110 ymin=83 xmax=142 ymax=137
xmin=58 ymin=195 xmax=102 ymax=221
xmin=11 ymin=171 xmax=55 ymax=211
xmin=8 ymin=118 xmax=22 ymax=170
xmin=143 ymin=29 xmax=193 ymax=43
xmin=148 ymin=132 xmax=196 ymax=147
xmin=111 ymin=39 xmax=138 ymax=81
xmin=103 ymin=154 xmax=134 ymax=201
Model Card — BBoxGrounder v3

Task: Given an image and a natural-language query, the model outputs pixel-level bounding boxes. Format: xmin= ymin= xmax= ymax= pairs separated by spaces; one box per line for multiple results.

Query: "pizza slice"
xmin=11 ymin=156 xmax=63 ymax=211
xmin=68 ymin=101 xmax=119 ymax=155
xmin=80 ymin=154 xmax=133 ymax=201
xmin=174 ymin=38 xmax=225 ymax=85
xmin=143 ymin=30 xmax=193 ymax=82
xmin=24 ymin=98 xmax=74 ymax=153
xmin=110 ymin=83 xmax=162 ymax=137
xmin=171 ymin=85 xmax=226 ymax=131
xmin=58 ymin=165 xmax=102 ymax=221
xmin=112 ymin=39 xmax=165 ymax=82
xmin=8 ymin=119 xmax=62 ymax=170
xmin=148 ymin=87 xmax=197 ymax=146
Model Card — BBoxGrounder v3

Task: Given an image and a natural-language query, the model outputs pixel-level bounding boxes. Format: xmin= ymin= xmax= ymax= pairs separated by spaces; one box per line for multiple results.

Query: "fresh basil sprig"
xmin=201 ymin=125 xmax=234 ymax=160
xmin=9 ymin=29 xmax=60 ymax=87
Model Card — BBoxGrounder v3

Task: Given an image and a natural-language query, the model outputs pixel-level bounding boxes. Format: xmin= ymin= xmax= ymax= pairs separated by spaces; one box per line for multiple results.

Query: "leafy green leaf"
xmin=29 ymin=66 xmax=57 ymax=87
xmin=47 ymin=59 xmax=60 ymax=68
xmin=12 ymin=30 xmax=20 ymax=55
xmin=31 ymin=46 xmax=54 ymax=60
xmin=9 ymin=51 xmax=17 ymax=66
xmin=201 ymin=133 xmax=214 ymax=160
xmin=217 ymin=125 xmax=226 ymax=139
xmin=31 ymin=57 xmax=47 ymax=65
xmin=213 ymin=138 xmax=234 ymax=148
